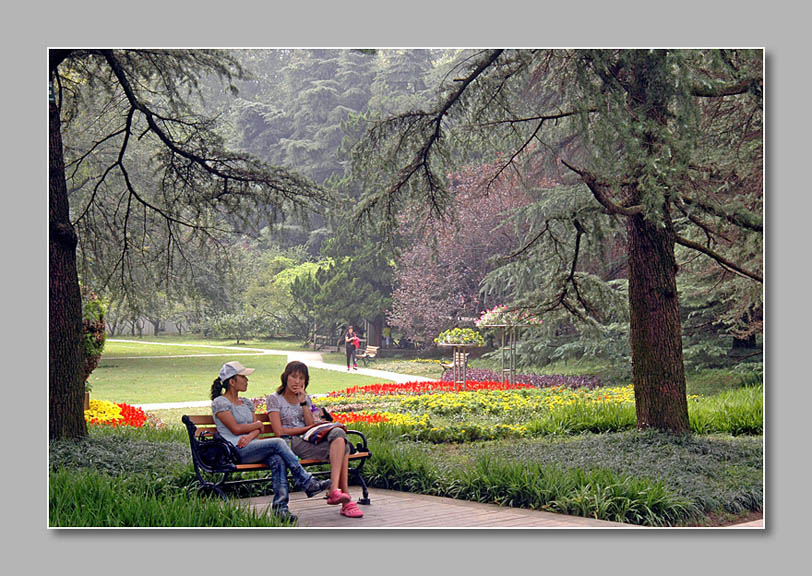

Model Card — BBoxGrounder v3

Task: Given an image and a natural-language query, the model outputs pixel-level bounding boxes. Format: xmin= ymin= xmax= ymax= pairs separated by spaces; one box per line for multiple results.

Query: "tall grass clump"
xmin=49 ymin=469 xmax=288 ymax=527
xmin=689 ymin=385 xmax=763 ymax=435
xmin=451 ymin=456 xmax=697 ymax=526
xmin=361 ymin=440 xmax=443 ymax=493
xmin=526 ymin=401 xmax=637 ymax=435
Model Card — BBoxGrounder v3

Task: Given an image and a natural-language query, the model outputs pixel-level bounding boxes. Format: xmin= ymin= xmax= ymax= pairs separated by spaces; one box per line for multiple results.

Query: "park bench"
xmin=182 ymin=413 xmax=372 ymax=504
xmin=312 ymin=334 xmax=339 ymax=353
xmin=356 ymin=345 xmax=379 ymax=366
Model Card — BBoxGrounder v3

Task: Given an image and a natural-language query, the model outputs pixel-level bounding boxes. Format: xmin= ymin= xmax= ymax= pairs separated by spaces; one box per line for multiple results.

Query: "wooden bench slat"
xmin=234 ymin=452 xmax=370 ymax=471
xmin=190 ymin=413 xmax=272 ymax=425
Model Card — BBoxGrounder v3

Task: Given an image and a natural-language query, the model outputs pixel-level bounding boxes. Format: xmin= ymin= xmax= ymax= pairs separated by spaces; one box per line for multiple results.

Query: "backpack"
xmin=196 ymin=430 xmax=240 ymax=470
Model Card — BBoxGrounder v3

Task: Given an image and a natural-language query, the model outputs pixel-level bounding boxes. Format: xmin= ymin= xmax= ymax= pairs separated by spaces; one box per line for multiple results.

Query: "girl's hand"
xmin=237 ymin=434 xmax=253 ymax=448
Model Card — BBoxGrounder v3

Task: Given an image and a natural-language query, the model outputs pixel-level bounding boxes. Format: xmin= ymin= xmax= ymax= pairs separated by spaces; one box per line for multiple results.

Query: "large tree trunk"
xmin=621 ymin=50 xmax=690 ymax=434
xmin=626 ymin=211 xmax=690 ymax=433
xmin=49 ymin=96 xmax=87 ymax=440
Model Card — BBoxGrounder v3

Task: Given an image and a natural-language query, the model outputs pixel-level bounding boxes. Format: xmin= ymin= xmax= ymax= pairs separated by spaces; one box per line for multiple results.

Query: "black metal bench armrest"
xmin=346 ymin=428 xmax=369 ymax=454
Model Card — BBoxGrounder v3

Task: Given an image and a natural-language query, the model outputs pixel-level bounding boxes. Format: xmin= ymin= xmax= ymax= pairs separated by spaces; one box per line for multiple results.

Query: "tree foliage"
xmin=50 ymin=49 xmax=324 ymax=439
xmin=353 ymin=49 xmax=763 ymax=433
xmin=388 ymin=164 xmax=533 ymax=344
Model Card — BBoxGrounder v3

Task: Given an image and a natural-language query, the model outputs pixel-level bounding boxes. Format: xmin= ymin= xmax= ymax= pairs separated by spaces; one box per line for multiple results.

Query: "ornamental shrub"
xmin=80 ymin=287 xmax=106 ymax=384
xmin=475 ymin=305 xmax=543 ymax=327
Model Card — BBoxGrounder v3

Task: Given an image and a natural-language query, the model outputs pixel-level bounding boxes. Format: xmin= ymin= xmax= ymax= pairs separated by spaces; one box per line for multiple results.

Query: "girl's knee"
xmin=329 ymin=434 xmax=350 ymax=455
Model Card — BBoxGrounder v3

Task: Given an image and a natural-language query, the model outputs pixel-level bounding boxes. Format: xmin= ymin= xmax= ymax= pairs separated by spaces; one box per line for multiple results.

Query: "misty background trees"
xmin=51 ymin=48 xmax=762 ymax=437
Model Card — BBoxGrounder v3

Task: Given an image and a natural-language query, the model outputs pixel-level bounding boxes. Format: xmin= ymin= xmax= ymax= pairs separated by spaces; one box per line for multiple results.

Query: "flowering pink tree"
xmin=388 ymin=164 xmax=534 ymax=345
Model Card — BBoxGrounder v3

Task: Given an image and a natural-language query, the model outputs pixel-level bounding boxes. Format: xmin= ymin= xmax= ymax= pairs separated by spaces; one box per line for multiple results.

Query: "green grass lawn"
xmin=91 ymin=346 xmax=392 ymax=405
xmin=104 ymin=340 xmax=266 ymax=357
xmin=106 ymin=334 xmax=309 ymax=351
xmin=92 ymin=337 xmax=748 ymax=406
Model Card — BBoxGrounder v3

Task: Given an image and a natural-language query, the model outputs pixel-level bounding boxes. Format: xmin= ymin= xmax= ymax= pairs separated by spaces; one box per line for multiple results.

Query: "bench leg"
xmin=351 ymin=467 xmax=371 ymax=505
xmin=191 ymin=465 xmax=230 ymax=500
xmin=194 ymin=476 xmax=228 ymax=500
xmin=200 ymin=483 xmax=228 ymax=500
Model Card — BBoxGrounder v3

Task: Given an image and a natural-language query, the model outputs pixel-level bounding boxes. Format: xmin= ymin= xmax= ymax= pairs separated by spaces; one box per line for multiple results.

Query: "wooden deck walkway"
xmin=240 ymin=487 xmax=635 ymax=528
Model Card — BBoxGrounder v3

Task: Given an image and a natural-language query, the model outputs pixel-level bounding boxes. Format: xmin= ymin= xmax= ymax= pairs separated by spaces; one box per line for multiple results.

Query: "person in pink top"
xmin=344 ymin=325 xmax=359 ymax=371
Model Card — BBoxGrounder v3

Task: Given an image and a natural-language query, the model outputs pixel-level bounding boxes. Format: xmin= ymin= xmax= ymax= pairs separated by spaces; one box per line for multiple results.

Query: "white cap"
xmin=219 ymin=361 xmax=255 ymax=382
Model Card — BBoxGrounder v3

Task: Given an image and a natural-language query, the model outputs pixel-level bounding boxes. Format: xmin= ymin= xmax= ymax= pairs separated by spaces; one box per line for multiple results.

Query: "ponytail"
xmin=211 ymin=377 xmax=227 ymax=400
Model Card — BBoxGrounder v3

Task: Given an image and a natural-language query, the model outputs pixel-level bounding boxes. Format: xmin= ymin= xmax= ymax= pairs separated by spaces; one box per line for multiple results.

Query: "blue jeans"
xmin=236 ymin=437 xmax=312 ymax=510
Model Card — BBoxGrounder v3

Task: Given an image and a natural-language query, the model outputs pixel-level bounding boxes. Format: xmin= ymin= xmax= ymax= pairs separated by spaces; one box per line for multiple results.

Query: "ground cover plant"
xmin=442 ymin=368 xmax=604 ymax=389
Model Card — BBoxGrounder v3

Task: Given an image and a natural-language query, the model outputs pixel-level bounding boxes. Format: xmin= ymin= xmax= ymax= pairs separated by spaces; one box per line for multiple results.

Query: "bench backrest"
xmin=365 ymin=346 xmax=379 ymax=355
xmin=186 ymin=413 xmax=277 ymax=437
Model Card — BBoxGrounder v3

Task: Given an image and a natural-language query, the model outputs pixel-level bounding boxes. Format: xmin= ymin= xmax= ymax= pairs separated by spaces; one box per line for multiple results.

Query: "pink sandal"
xmin=326 ymin=489 xmax=351 ymax=505
xmin=340 ymin=501 xmax=364 ymax=518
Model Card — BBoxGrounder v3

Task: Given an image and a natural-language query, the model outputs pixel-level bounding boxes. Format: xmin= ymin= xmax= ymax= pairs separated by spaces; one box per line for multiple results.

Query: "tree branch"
xmin=386 ymin=50 xmax=504 ymax=210
xmin=675 ymin=234 xmax=762 ymax=282
xmin=681 ymin=195 xmax=762 ymax=232
xmin=691 ymin=77 xmax=761 ymax=98
xmin=560 ymin=159 xmax=645 ymax=216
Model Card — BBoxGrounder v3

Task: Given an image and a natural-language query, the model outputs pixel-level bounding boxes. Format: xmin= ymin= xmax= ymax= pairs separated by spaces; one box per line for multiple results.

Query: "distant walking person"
xmin=344 ymin=325 xmax=359 ymax=370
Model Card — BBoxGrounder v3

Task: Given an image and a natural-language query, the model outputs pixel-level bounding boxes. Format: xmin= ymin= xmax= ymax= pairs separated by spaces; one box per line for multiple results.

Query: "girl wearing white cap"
xmin=211 ymin=360 xmax=331 ymax=522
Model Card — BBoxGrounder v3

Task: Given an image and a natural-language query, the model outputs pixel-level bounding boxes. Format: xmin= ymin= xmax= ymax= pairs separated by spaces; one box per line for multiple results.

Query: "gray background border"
xmin=11 ymin=0 xmax=800 ymax=572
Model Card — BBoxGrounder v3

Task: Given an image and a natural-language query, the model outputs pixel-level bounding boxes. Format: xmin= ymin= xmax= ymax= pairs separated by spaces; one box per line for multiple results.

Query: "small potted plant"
xmin=475 ymin=305 xmax=543 ymax=327
xmin=434 ymin=327 xmax=485 ymax=347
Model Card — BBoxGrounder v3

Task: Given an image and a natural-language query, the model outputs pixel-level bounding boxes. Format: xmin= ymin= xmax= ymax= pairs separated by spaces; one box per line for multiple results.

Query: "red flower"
xmin=329 ymin=380 xmax=532 ymax=397
xmin=331 ymin=412 xmax=389 ymax=424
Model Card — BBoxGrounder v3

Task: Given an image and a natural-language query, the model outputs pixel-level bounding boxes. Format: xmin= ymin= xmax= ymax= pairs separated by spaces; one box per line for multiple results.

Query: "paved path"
xmin=241 ymin=488 xmax=762 ymax=528
xmin=285 ymin=349 xmax=433 ymax=384
xmin=111 ymin=340 xmax=432 ymax=410
xmin=241 ymin=487 xmax=636 ymax=528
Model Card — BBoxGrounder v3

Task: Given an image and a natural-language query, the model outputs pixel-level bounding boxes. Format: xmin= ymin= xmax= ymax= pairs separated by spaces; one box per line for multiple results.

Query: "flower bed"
xmin=240 ymin=380 xmax=720 ymax=443
xmin=328 ymin=380 xmax=533 ymax=397
xmin=313 ymin=379 xmax=650 ymax=442
xmin=85 ymin=399 xmax=148 ymax=428
xmin=441 ymin=368 xmax=604 ymax=389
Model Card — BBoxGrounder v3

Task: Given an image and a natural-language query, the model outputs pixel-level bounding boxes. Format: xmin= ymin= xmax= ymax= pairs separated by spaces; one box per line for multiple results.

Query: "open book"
xmin=302 ymin=422 xmax=346 ymax=444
